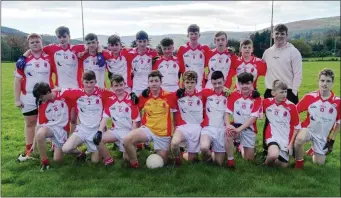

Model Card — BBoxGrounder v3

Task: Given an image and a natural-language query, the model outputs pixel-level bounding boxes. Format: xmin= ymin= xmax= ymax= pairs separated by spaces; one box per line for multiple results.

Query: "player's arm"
xmin=291 ymin=49 xmax=303 ymax=96
xmin=296 ymin=94 xmax=310 ymax=114
xmin=288 ymin=105 xmax=301 ymax=153
xmin=14 ymin=77 xmax=23 ymax=108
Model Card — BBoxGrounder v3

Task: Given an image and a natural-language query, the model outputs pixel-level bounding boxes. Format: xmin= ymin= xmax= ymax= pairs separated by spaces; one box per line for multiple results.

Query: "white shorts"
xmin=20 ymin=93 xmax=37 ymax=114
xmin=73 ymin=125 xmax=98 ymax=153
xmin=140 ymin=126 xmax=171 ymax=151
xmin=201 ymin=126 xmax=226 ymax=153
xmin=266 ymin=139 xmax=289 ymax=163
xmin=45 ymin=126 xmax=68 ymax=148
xmin=176 ymin=123 xmax=202 ymax=153
xmin=239 ymin=128 xmax=257 ymax=148
xmin=109 ymin=128 xmax=130 ymax=152
xmin=302 ymin=128 xmax=328 ymax=155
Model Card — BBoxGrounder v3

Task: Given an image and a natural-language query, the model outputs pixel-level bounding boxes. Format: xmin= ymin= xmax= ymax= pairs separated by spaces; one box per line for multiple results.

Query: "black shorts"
xmin=23 ymin=109 xmax=38 ymax=116
xmin=267 ymin=142 xmax=288 ymax=163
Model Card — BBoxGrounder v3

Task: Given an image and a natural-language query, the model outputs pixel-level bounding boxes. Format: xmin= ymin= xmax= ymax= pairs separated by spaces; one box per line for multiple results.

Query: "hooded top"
xmin=262 ymin=42 xmax=302 ymax=95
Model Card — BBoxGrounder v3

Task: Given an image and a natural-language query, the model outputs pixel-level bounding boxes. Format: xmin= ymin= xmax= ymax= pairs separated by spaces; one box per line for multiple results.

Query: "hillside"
xmin=1 ymin=16 xmax=339 ymax=48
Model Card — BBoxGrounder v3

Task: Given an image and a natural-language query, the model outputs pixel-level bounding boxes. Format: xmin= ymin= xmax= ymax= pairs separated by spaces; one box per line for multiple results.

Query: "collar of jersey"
xmin=147 ymin=88 xmax=164 ymax=98
xmin=241 ymin=56 xmax=255 ymax=63
xmin=186 ymin=42 xmax=201 ymax=50
xmin=185 ymin=90 xmax=198 ymax=97
xmin=238 ymin=90 xmax=253 ymax=100
xmin=317 ymin=90 xmax=335 ymax=102
xmin=214 ymin=48 xmax=229 ymax=55
xmin=58 ymin=43 xmax=71 ymax=51
xmin=273 ymin=98 xmax=287 ymax=106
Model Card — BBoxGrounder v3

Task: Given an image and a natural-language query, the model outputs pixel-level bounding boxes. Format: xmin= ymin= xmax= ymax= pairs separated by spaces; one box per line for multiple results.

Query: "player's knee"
xmin=53 ymin=155 xmax=63 ymax=163
xmin=62 ymin=144 xmax=71 ymax=154
xmin=294 ymin=137 xmax=305 ymax=147
xmin=36 ymin=128 xmax=47 ymax=141
xmin=25 ymin=119 xmax=36 ymax=128
xmin=267 ymin=153 xmax=278 ymax=161
xmin=200 ymin=144 xmax=210 ymax=153
xmin=170 ymin=140 xmax=179 ymax=149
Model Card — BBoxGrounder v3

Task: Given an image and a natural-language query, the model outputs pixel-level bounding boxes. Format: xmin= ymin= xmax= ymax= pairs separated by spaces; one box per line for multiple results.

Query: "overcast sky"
xmin=2 ymin=1 xmax=340 ymax=38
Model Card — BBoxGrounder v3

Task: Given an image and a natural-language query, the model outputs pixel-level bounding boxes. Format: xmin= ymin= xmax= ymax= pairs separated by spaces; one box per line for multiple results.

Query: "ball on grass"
xmin=146 ymin=154 xmax=164 ymax=169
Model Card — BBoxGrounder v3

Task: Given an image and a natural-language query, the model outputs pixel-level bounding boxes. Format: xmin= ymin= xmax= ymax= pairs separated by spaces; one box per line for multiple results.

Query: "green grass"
xmin=1 ymin=62 xmax=340 ymax=196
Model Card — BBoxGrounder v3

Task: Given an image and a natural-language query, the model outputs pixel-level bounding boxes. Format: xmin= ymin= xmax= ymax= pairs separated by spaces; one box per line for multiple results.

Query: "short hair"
xmin=85 ymin=33 xmax=98 ymax=41
xmin=214 ymin=31 xmax=227 ymax=39
xmin=110 ymin=74 xmax=124 ymax=85
xmin=272 ymin=80 xmax=288 ymax=90
xmin=274 ymin=24 xmax=288 ymax=34
xmin=55 ymin=26 xmax=70 ymax=36
xmin=148 ymin=70 xmax=163 ymax=81
xmin=187 ymin=24 xmax=200 ymax=33
xmin=240 ymin=39 xmax=253 ymax=48
xmin=318 ymin=68 xmax=335 ymax=82
xmin=237 ymin=72 xmax=254 ymax=84
xmin=108 ymin=34 xmax=121 ymax=45
xmin=27 ymin=33 xmax=42 ymax=41
xmin=211 ymin=71 xmax=224 ymax=81
xmin=160 ymin=37 xmax=174 ymax=47
xmin=83 ymin=70 xmax=96 ymax=81
xmin=32 ymin=82 xmax=51 ymax=106
xmin=136 ymin=30 xmax=149 ymax=40
xmin=183 ymin=70 xmax=198 ymax=83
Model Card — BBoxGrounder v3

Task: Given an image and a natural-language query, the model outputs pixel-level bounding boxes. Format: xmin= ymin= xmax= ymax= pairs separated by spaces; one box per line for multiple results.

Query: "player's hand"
xmin=176 ymin=88 xmax=185 ymax=98
xmin=223 ymin=87 xmax=231 ymax=97
xmin=96 ymin=53 xmax=106 ymax=67
xmin=52 ymin=87 xmax=61 ymax=92
xmin=287 ymin=144 xmax=294 ymax=156
xmin=251 ymin=89 xmax=260 ymax=99
xmin=15 ymin=100 xmax=23 ymax=108
xmin=16 ymin=56 xmax=27 ymax=70
xmin=93 ymin=131 xmax=103 ymax=146
xmin=130 ymin=92 xmax=139 ymax=105
xmin=141 ymin=88 xmax=150 ymax=98
xmin=323 ymin=139 xmax=335 ymax=155
xmin=77 ymin=51 xmax=87 ymax=58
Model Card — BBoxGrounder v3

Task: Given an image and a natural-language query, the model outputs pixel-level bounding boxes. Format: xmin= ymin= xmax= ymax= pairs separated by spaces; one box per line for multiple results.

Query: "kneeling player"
xmin=33 ymin=82 xmax=70 ymax=171
xmin=94 ymin=74 xmax=140 ymax=166
xmin=200 ymin=71 xmax=230 ymax=166
xmin=225 ymin=72 xmax=262 ymax=168
xmin=61 ymin=71 xmax=113 ymax=163
xmin=263 ymin=80 xmax=301 ymax=168
xmin=171 ymin=71 xmax=205 ymax=165
xmin=294 ymin=69 xmax=340 ymax=168
xmin=123 ymin=70 xmax=177 ymax=168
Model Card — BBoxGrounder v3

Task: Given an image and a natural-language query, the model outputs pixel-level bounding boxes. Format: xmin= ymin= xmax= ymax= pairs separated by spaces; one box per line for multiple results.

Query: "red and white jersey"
xmin=103 ymin=92 xmax=140 ymax=130
xmin=38 ymin=92 xmax=70 ymax=132
xmin=177 ymin=42 xmax=210 ymax=91
xmin=43 ymin=44 xmax=85 ymax=88
xmin=103 ymin=49 xmax=130 ymax=88
xmin=263 ymin=98 xmax=301 ymax=149
xmin=175 ymin=90 xmax=205 ymax=126
xmin=60 ymin=87 xmax=114 ymax=130
xmin=297 ymin=91 xmax=340 ymax=140
xmin=153 ymin=56 xmax=180 ymax=92
xmin=229 ymin=56 xmax=267 ymax=90
xmin=79 ymin=53 xmax=106 ymax=88
xmin=201 ymin=89 xmax=228 ymax=128
xmin=15 ymin=52 xmax=54 ymax=94
xmin=205 ymin=49 xmax=236 ymax=89
xmin=126 ymin=48 xmax=158 ymax=93
xmin=226 ymin=91 xmax=263 ymax=133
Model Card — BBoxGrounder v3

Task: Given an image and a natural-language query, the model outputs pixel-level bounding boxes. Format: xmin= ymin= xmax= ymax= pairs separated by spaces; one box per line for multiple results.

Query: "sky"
xmin=1 ymin=1 xmax=340 ymax=39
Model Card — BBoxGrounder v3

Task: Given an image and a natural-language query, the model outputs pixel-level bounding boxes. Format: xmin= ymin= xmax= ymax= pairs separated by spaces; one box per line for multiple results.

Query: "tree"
xmin=290 ymin=39 xmax=312 ymax=57
xmin=227 ymin=39 xmax=240 ymax=53
xmin=3 ymin=35 xmax=28 ymax=61
xmin=249 ymin=29 xmax=271 ymax=57
xmin=156 ymin=44 xmax=163 ymax=55
xmin=130 ymin=40 xmax=137 ymax=48
xmin=319 ymin=50 xmax=333 ymax=60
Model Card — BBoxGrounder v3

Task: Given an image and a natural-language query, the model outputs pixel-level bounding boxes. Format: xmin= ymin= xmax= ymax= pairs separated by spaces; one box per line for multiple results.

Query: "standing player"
xmin=227 ymin=39 xmax=267 ymax=90
xmin=93 ymin=74 xmax=140 ymax=166
xmin=60 ymin=71 xmax=113 ymax=163
xmin=205 ymin=31 xmax=237 ymax=90
xmin=225 ymin=72 xmax=262 ymax=168
xmin=123 ymin=70 xmax=177 ymax=168
xmin=153 ymin=37 xmax=182 ymax=93
xmin=200 ymin=71 xmax=230 ymax=166
xmin=104 ymin=35 xmax=131 ymax=92
xmin=14 ymin=33 xmax=54 ymax=160
xmin=294 ymin=69 xmax=340 ymax=168
xmin=78 ymin=33 xmax=106 ymax=88
xmin=171 ymin=71 xmax=205 ymax=165
xmin=32 ymin=82 xmax=71 ymax=171
xmin=16 ymin=26 xmax=87 ymax=134
xmin=177 ymin=24 xmax=210 ymax=91
xmin=263 ymin=80 xmax=301 ymax=168
xmin=127 ymin=31 xmax=158 ymax=95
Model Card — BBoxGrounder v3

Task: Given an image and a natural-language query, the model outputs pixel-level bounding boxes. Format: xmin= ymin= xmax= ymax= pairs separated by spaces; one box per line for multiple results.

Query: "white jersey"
xmin=81 ymin=54 xmax=106 ymax=88
xmin=176 ymin=91 xmax=204 ymax=126
xmin=103 ymin=93 xmax=141 ymax=130
xmin=297 ymin=91 xmax=340 ymax=140
xmin=153 ymin=56 xmax=180 ymax=92
xmin=263 ymin=98 xmax=301 ymax=150
xmin=201 ymin=89 xmax=228 ymax=128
